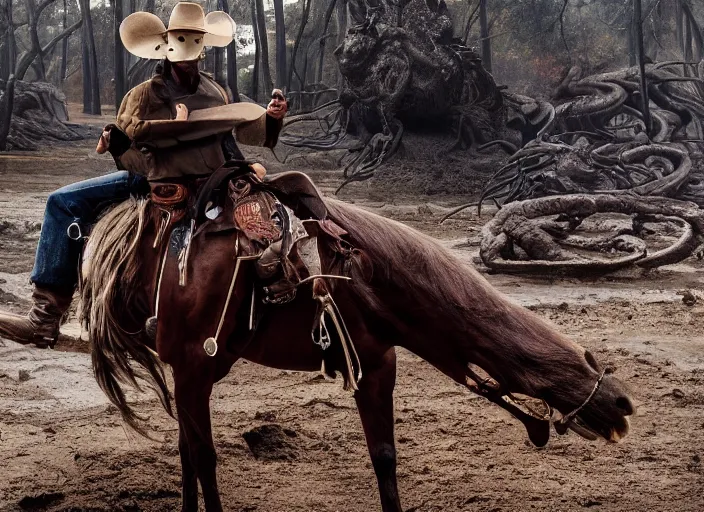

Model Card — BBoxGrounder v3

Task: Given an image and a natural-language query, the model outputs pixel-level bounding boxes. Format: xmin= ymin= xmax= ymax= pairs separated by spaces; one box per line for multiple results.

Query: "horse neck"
xmin=325 ymin=199 xmax=588 ymax=395
xmin=370 ymin=269 xmax=584 ymax=395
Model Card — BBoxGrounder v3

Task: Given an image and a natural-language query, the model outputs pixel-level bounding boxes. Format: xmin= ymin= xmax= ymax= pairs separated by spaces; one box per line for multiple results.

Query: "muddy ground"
xmin=1 ymin=110 xmax=703 ymax=511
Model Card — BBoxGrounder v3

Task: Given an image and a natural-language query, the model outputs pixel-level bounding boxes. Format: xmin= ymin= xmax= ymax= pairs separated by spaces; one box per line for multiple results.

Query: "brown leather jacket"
xmin=106 ymin=69 xmax=281 ymax=181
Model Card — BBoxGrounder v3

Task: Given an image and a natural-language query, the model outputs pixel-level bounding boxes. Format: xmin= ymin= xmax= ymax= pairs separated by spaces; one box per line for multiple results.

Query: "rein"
xmin=203 ymin=238 xmax=258 ymax=357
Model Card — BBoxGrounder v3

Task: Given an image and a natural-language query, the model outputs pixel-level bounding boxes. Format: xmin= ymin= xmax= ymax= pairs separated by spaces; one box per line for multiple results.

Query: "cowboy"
xmin=0 ymin=2 xmax=287 ymax=348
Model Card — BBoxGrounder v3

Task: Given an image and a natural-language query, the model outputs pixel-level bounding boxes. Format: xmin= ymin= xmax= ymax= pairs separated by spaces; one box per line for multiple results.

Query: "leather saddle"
xmin=147 ymin=161 xmax=362 ymax=390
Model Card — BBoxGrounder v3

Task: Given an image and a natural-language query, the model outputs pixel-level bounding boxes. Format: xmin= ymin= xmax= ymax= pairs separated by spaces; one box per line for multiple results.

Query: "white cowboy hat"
xmin=120 ymin=2 xmax=235 ymax=61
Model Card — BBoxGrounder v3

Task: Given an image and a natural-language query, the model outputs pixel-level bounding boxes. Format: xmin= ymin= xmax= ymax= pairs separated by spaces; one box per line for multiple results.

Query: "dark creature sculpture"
xmin=441 ymin=62 xmax=704 ymax=273
xmin=280 ymin=0 xmax=505 ymax=191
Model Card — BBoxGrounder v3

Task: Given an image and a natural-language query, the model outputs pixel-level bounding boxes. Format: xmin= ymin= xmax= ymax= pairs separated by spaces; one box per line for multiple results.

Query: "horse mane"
xmin=79 ymin=197 xmax=172 ymax=436
xmin=324 ymin=199 xmax=581 ymax=393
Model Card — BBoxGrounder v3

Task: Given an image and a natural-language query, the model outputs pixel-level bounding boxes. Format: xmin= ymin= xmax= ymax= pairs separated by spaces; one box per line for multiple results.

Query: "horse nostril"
xmin=616 ymin=396 xmax=634 ymax=415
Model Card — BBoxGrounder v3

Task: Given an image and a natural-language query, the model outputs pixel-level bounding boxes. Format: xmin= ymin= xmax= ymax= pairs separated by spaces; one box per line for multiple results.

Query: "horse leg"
xmin=354 ymin=347 xmax=403 ymax=512
xmin=174 ymin=366 xmax=222 ymax=512
xmin=178 ymin=416 xmax=199 ymax=511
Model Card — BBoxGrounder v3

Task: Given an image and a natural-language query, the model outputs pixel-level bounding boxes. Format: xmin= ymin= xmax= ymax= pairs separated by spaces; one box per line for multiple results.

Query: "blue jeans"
xmin=31 ymin=171 xmax=148 ymax=289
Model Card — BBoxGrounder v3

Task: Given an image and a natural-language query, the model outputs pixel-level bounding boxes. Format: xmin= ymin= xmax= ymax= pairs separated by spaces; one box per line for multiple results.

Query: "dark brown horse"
xmin=80 ymin=172 xmax=634 ymax=512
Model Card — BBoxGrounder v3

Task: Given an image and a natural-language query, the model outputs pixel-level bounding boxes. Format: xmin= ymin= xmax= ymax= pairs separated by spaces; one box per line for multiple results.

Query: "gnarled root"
xmin=480 ymin=194 xmax=704 ymax=273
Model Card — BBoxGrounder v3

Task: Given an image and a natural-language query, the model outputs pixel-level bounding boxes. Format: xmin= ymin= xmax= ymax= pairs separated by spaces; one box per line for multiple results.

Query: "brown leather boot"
xmin=0 ymin=286 xmax=73 ymax=348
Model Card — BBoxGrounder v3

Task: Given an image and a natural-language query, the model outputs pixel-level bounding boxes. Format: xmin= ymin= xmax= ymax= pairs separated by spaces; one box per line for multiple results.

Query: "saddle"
xmin=148 ymin=162 xmax=362 ymax=390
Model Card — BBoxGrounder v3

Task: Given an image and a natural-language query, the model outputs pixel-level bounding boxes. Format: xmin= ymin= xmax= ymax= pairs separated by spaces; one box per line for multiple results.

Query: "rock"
xmin=254 ymin=410 xmax=277 ymax=422
xmin=1 ymin=80 xmax=94 ymax=151
xmin=242 ymin=424 xmax=302 ymax=461
xmin=17 ymin=491 xmax=65 ymax=509
xmin=680 ymin=290 xmax=697 ymax=306
xmin=580 ymin=498 xmax=603 ymax=508
xmin=0 ymin=288 xmax=23 ymax=304
xmin=18 ymin=370 xmax=31 ymax=382
xmin=417 ymin=204 xmax=433 ymax=216
xmin=672 ymin=388 xmax=685 ymax=399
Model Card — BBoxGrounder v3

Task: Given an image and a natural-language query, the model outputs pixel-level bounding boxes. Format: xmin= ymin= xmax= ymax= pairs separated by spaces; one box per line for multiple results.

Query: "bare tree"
xmin=250 ymin=0 xmax=260 ymax=100
xmin=60 ymin=0 xmax=69 ymax=83
xmin=316 ymin=0 xmax=338 ymax=85
xmin=114 ymin=0 xmax=127 ymax=111
xmin=678 ymin=1 xmax=703 ymax=61
xmin=0 ymin=77 xmax=16 ymax=151
xmin=479 ymin=0 xmax=491 ymax=73
xmin=0 ymin=0 xmax=16 ymax=82
xmin=273 ymin=0 xmax=286 ymax=84
xmin=0 ymin=0 xmax=81 ymax=150
xmin=288 ymin=0 xmax=312 ymax=91
xmin=79 ymin=0 xmax=101 ymax=114
xmin=254 ymin=0 xmax=273 ymax=93
xmin=221 ymin=0 xmax=239 ymax=101
xmin=26 ymin=0 xmax=47 ymax=80
xmin=213 ymin=0 xmax=225 ymax=86
xmin=633 ymin=0 xmax=651 ymax=134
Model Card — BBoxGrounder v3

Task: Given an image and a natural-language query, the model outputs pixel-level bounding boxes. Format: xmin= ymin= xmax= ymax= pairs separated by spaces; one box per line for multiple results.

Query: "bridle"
xmin=498 ymin=366 xmax=608 ymax=437
xmin=553 ymin=367 xmax=608 ymax=434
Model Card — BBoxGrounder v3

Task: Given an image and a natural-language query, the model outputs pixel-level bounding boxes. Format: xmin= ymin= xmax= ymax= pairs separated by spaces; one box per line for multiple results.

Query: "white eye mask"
xmin=165 ymin=30 xmax=205 ymax=62
xmin=120 ymin=4 xmax=235 ymax=62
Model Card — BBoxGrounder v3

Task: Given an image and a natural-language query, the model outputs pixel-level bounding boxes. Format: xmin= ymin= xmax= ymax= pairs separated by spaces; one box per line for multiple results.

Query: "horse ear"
xmin=265 ymin=171 xmax=328 ymax=220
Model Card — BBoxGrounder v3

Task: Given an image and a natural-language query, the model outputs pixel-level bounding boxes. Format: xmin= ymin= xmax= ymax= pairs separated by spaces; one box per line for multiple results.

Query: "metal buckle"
xmin=66 ymin=222 xmax=84 ymax=241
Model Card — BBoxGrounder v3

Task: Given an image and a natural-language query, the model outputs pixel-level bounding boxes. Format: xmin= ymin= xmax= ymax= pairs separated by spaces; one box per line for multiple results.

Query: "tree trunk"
xmin=114 ymin=0 xmax=126 ymax=111
xmin=219 ymin=0 xmax=239 ymax=101
xmin=125 ymin=0 xmax=136 ymax=68
xmin=675 ymin=0 xmax=684 ymax=56
xmin=16 ymin=17 xmax=82 ymax=80
xmin=479 ymin=0 xmax=491 ymax=73
xmin=214 ymin=46 xmax=224 ymax=85
xmin=0 ymin=0 xmax=16 ymax=82
xmin=317 ymin=0 xmax=338 ymax=85
xmin=633 ymin=0 xmax=651 ymax=135
xmin=680 ymin=1 xmax=702 ymax=61
xmin=80 ymin=0 xmax=101 ymax=114
xmin=60 ymin=0 xmax=68 ymax=83
xmin=81 ymin=21 xmax=90 ymax=112
xmin=26 ymin=0 xmax=47 ymax=80
xmin=250 ymin=0 xmax=260 ymax=101
xmin=0 ymin=75 xmax=16 ymax=151
xmin=254 ymin=0 xmax=273 ymax=94
xmin=287 ymin=0 xmax=312 ymax=91
xmin=213 ymin=0 xmax=225 ymax=87
xmin=627 ymin=1 xmax=636 ymax=67
xmin=336 ymin=0 xmax=348 ymax=91
xmin=337 ymin=0 xmax=348 ymax=46
xmin=273 ymin=0 xmax=286 ymax=86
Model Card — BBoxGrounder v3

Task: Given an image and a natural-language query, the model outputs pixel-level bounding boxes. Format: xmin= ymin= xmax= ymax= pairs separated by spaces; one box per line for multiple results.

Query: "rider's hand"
xmin=175 ymin=103 xmax=189 ymax=120
xmin=266 ymin=89 xmax=287 ymax=120
xmin=96 ymin=128 xmax=111 ymax=154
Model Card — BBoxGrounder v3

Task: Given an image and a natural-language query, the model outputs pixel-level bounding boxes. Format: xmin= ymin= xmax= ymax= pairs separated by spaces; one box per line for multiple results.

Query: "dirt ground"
xmin=1 ymin=111 xmax=703 ymax=511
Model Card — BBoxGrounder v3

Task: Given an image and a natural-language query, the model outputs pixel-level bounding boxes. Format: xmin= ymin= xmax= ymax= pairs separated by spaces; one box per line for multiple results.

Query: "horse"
xmin=79 ymin=170 xmax=635 ymax=512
